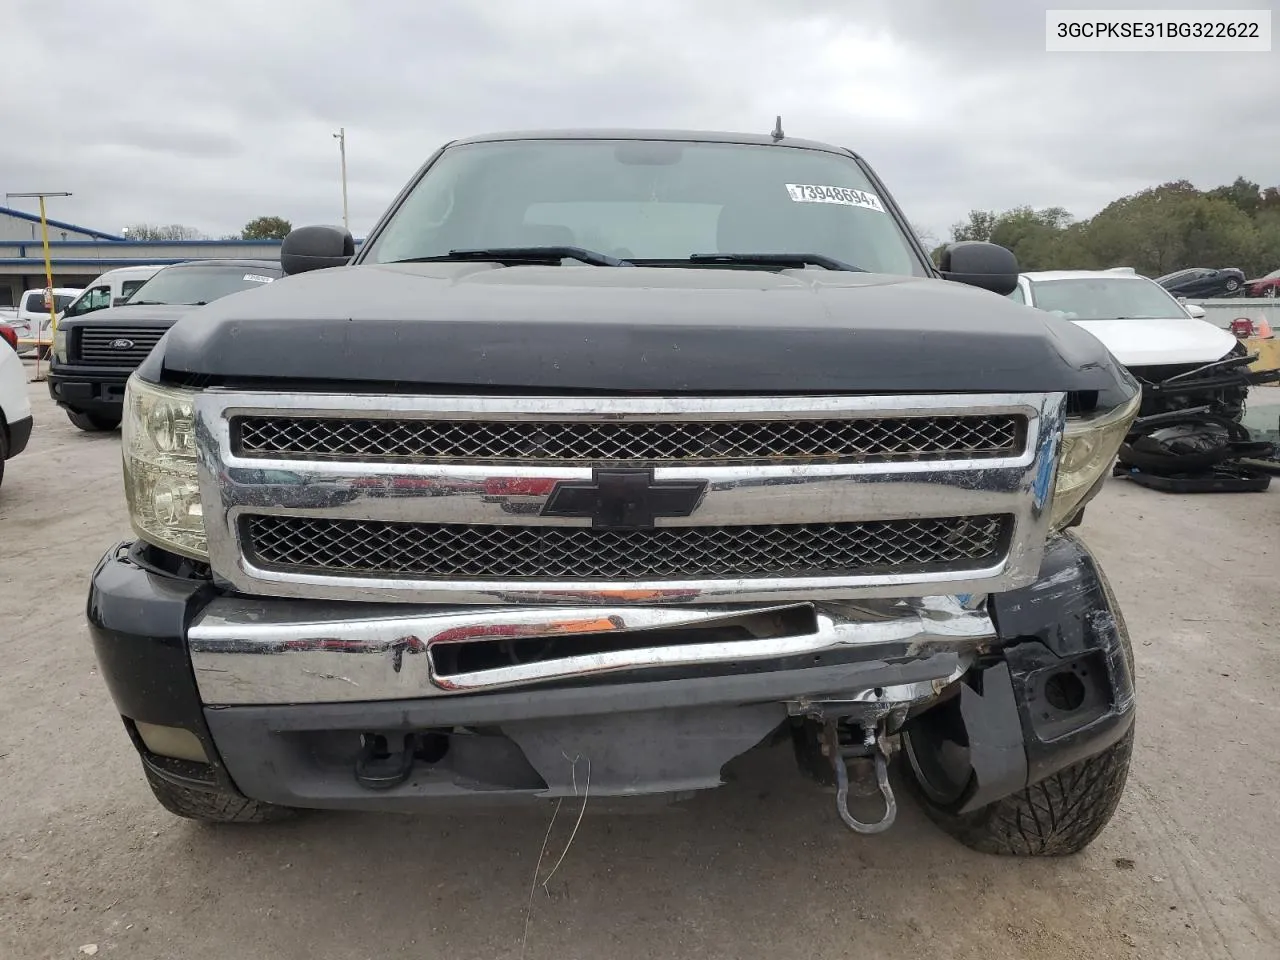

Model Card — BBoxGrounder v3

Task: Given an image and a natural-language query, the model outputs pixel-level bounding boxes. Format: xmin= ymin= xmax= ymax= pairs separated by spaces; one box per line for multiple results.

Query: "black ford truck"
xmin=89 ymin=129 xmax=1141 ymax=855
xmin=49 ymin=259 xmax=282 ymax=431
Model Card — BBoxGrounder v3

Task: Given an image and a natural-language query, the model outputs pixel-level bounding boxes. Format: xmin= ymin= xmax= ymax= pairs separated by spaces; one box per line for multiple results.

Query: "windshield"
xmin=1029 ymin=277 xmax=1187 ymax=320
xmin=362 ymin=139 xmax=926 ymax=276
xmin=126 ymin=264 xmax=281 ymax=305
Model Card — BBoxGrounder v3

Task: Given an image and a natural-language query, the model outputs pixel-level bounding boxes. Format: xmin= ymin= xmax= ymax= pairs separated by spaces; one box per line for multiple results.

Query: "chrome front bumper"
xmin=188 ymin=595 xmax=993 ymax=705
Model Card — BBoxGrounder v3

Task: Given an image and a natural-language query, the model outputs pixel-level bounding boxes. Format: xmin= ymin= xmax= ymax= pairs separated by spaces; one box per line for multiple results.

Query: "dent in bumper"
xmin=187 ymin=595 xmax=995 ymax=704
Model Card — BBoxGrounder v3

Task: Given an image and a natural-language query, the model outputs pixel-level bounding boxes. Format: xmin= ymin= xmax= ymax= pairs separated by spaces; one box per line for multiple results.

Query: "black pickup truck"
xmin=49 ymin=259 xmax=282 ymax=431
xmin=88 ymin=129 xmax=1140 ymax=855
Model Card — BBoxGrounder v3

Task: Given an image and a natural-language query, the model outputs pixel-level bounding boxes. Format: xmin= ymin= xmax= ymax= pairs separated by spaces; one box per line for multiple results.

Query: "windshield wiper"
xmin=126 ymin=300 xmax=170 ymax=306
xmin=685 ymin=253 xmax=866 ymax=272
xmin=395 ymin=246 xmax=631 ymax=267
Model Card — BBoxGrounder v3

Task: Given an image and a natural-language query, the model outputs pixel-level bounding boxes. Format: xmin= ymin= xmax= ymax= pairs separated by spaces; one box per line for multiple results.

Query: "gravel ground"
xmin=2 ymin=371 xmax=1278 ymax=960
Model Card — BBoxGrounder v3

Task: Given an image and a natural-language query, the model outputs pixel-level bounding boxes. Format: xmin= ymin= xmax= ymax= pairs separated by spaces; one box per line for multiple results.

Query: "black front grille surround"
xmin=76 ymin=326 xmax=166 ymax=366
xmin=233 ymin=413 xmax=1024 ymax=465
xmin=243 ymin=514 xmax=1013 ymax=581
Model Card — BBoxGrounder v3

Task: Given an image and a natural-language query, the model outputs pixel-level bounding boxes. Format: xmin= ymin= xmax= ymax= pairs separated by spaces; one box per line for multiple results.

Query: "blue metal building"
xmin=0 ymin=205 xmax=287 ymax=307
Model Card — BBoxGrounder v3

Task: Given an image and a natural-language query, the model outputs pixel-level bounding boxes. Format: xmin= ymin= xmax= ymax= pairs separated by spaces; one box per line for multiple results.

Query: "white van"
xmin=62 ymin=264 xmax=166 ymax=319
xmin=12 ymin=287 xmax=83 ymax=357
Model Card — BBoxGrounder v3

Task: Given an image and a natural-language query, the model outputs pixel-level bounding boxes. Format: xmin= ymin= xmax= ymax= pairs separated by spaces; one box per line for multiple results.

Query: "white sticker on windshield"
xmin=243 ymin=274 xmax=274 ymax=283
xmin=785 ymin=184 xmax=885 ymax=212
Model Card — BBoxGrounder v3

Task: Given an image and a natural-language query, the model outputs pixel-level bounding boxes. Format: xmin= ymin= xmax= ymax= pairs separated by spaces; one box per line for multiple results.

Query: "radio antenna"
xmin=771 ymin=116 xmax=784 ymax=141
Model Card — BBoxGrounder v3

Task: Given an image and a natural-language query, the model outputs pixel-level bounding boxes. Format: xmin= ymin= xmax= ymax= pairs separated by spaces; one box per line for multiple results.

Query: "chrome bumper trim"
xmin=193 ymin=391 xmax=1066 ymax=605
xmin=188 ymin=596 xmax=995 ymax=704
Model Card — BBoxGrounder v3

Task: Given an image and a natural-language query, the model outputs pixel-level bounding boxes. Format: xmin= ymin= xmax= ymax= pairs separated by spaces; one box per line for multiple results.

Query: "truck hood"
xmin=147 ymin=262 xmax=1134 ymax=401
xmin=1072 ymin=317 xmax=1238 ymax=367
xmin=57 ymin=303 xmax=199 ymax=329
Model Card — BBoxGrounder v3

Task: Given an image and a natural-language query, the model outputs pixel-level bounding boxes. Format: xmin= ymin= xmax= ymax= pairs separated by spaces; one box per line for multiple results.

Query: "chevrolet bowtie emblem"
xmin=540 ymin=468 xmax=708 ymax=531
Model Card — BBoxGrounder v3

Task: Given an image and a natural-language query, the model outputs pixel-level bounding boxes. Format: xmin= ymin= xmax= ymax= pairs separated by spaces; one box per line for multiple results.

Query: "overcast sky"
xmin=3 ymin=0 xmax=1275 ymax=242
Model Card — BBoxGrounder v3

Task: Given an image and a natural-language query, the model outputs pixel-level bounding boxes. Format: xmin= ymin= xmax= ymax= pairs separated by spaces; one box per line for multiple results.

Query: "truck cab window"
xmin=69 ymin=286 xmax=112 ymax=316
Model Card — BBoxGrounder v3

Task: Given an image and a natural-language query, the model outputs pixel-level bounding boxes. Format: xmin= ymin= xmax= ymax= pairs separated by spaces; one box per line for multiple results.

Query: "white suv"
xmin=0 ymin=326 xmax=34 ymax=489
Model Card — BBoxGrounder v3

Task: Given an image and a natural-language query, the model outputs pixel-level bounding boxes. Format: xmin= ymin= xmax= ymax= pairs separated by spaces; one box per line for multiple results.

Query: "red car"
xmin=1246 ymin=268 xmax=1280 ymax=298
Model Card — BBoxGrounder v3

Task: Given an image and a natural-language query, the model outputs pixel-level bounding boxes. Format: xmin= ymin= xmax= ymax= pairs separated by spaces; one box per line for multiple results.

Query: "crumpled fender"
xmin=953 ymin=533 xmax=1135 ymax=813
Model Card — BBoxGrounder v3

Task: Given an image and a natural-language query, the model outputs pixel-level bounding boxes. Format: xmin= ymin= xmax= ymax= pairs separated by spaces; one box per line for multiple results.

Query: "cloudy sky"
xmin=3 ymin=0 xmax=1275 ymax=243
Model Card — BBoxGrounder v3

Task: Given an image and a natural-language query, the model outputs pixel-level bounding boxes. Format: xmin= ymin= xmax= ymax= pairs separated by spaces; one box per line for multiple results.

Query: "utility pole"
xmin=333 ymin=127 xmax=349 ymax=232
xmin=6 ymin=190 xmax=72 ymax=381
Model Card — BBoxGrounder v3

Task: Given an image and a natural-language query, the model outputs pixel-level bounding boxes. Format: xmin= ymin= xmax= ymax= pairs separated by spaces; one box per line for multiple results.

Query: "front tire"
xmin=66 ymin=410 xmax=120 ymax=432
xmin=904 ymin=594 xmax=1135 ymax=857
xmin=143 ymin=766 xmax=296 ymax=824
xmin=1225 ymin=278 xmax=1241 ymax=294
xmin=903 ymin=727 xmax=1134 ymax=856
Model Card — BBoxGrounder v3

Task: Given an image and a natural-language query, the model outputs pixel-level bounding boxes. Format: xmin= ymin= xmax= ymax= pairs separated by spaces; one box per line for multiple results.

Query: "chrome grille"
xmin=76 ymin=326 xmax=166 ymax=366
xmin=244 ymin=514 xmax=1012 ymax=581
xmin=233 ymin=413 xmax=1024 ymax=464
xmin=198 ymin=390 xmax=1065 ymax=605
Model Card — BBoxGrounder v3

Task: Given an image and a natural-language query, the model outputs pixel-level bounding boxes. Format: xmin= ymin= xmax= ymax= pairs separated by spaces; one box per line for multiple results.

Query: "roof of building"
xmin=0 ymin=205 xmax=127 ymax=241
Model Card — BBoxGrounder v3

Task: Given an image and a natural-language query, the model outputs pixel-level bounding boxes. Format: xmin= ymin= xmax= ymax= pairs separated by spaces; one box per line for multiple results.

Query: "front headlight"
xmin=53 ymin=328 xmax=68 ymax=363
xmin=122 ymin=376 xmax=207 ymax=559
xmin=1049 ymin=391 xmax=1141 ymax=532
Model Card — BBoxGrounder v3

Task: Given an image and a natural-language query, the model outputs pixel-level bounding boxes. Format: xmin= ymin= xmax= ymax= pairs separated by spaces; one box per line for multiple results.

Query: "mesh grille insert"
xmin=234 ymin=414 xmax=1024 ymax=465
xmin=244 ymin=514 xmax=1012 ymax=581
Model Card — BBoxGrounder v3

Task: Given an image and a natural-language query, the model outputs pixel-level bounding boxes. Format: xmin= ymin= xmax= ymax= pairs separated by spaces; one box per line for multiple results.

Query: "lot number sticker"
xmin=243 ymin=274 xmax=275 ymax=283
xmin=786 ymin=183 xmax=885 ymax=212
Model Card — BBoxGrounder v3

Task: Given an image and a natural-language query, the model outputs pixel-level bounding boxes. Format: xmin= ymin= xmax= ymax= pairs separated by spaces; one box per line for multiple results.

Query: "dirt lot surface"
xmin=2 ymin=372 xmax=1278 ymax=960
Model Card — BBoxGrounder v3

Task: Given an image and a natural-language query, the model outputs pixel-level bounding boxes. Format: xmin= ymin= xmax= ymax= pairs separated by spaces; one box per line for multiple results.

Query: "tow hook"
xmin=822 ymin=720 xmax=897 ymax=834
xmin=355 ymin=733 xmax=417 ymax=790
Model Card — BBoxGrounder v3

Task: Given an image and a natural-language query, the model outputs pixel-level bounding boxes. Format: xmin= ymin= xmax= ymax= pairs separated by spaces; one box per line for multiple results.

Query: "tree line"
xmin=935 ymin=177 xmax=1280 ymax=279
xmin=121 ymin=216 xmax=293 ymax=241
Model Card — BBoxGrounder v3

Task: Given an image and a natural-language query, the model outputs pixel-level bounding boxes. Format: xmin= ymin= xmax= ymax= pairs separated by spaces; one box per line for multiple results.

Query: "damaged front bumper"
xmin=185 ymin=594 xmax=991 ymax=702
xmin=86 ymin=534 xmax=1134 ymax=821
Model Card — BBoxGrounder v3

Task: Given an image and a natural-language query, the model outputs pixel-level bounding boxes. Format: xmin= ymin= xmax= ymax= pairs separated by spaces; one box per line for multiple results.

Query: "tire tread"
xmin=913 ymin=728 xmax=1133 ymax=856
xmin=143 ymin=766 xmax=296 ymax=824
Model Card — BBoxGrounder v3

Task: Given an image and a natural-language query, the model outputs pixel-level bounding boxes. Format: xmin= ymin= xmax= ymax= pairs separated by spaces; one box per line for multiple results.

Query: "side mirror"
xmin=937 ymin=241 xmax=1020 ymax=296
xmin=281 ymin=225 xmax=355 ymax=275
xmin=1185 ymin=303 xmax=1207 ymax=319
